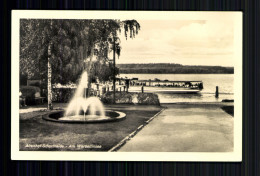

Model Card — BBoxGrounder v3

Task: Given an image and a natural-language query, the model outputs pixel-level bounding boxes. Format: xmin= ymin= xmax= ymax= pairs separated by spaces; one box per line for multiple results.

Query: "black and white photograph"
xmin=11 ymin=11 xmax=242 ymax=161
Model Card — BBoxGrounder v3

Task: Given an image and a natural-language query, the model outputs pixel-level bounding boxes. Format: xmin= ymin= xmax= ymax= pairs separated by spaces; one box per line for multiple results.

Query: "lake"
xmin=119 ymin=74 xmax=234 ymax=103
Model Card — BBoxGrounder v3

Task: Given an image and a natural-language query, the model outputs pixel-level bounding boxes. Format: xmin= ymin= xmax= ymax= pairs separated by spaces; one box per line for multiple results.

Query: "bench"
xmin=34 ymin=92 xmax=45 ymax=104
xmin=20 ymin=86 xmax=45 ymax=105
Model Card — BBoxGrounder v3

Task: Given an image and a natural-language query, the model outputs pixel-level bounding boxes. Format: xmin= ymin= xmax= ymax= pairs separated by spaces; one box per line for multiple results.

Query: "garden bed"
xmin=19 ymin=104 xmax=162 ymax=151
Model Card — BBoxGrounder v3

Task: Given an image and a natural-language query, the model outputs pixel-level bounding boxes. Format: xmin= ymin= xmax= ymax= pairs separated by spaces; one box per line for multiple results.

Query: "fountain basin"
xmin=42 ymin=110 xmax=126 ymax=123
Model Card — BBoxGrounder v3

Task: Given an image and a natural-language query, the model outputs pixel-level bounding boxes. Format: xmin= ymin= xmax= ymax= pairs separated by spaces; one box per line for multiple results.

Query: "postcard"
xmin=12 ymin=10 xmax=242 ymax=161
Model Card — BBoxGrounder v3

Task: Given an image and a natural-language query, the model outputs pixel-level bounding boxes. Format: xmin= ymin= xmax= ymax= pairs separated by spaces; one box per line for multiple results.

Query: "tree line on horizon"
xmin=117 ymin=63 xmax=234 ymax=74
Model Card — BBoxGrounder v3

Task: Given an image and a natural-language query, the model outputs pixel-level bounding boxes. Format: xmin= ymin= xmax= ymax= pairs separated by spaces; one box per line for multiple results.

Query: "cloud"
xmin=116 ymin=17 xmax=235 ymax=66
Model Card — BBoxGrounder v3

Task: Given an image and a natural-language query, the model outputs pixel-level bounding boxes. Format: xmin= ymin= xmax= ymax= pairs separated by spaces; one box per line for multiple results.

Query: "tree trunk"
xmin=113 ymin=38 xmax=116 ymax=104
xmin=47 ymin=20 xmax=53 ymax=110
xmin=47 ymin=43 xmax=53 ymax=110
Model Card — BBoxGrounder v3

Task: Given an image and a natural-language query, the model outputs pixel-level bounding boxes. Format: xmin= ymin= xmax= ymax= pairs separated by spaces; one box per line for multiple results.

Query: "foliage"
xmin=52 ymin=88 xmax=76 ymax=103
xmin=89 ymin=62 xmax=119 ymax=83
xmin=20 ymin=19 xmax=141 ymax=85
xmin=123 ymin=20 xmax=141 ymax=40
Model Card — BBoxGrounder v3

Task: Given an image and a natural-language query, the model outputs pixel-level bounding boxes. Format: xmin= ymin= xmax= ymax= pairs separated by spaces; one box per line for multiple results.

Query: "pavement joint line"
xmin=108 ymin=107 xmax=166 ymax=152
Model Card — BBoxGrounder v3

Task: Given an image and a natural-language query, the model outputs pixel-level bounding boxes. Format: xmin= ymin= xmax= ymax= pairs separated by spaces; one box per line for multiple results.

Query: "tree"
xmin=20 ymin=19 xmax=141 ymax=108
xmin=21 ymin=19 xmax=92 ymax=109
xmin=111 ymin=20 xmax=141 ymax=103
xmin=82 ymin=19 xmax=140 ymax=98
xmin=20 ymin=19 xmax=45 ymax=80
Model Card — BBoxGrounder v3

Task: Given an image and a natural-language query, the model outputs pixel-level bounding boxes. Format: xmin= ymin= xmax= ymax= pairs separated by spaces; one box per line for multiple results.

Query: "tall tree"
xmin=20 ymin=19 xmax=141 ymax=108
xmin=112 ymin=20 xmax=140 ymax=103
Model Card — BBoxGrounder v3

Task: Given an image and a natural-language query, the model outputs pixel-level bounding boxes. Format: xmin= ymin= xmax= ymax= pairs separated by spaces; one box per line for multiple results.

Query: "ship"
xmin=126 ymin=78 xmax=203 ymax=94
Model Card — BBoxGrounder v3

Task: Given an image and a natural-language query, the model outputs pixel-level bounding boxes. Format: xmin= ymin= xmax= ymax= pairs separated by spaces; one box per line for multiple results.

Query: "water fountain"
xmin=43 ymin=71 xmax=126 ymax=123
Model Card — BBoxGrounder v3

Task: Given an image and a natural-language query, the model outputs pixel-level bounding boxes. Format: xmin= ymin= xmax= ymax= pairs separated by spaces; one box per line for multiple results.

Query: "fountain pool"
xmin=42 ymin=71 xmax=126 ymax=123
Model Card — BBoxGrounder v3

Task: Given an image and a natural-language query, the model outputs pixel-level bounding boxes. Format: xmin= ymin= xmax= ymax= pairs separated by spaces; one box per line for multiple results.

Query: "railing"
xmin=95 ymin=84 xmax=127 ymax=96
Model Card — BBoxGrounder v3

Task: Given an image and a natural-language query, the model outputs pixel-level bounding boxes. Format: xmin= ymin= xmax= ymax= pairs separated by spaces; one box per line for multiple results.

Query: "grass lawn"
xmin=19 ymin=104 xmax=162 ymax=151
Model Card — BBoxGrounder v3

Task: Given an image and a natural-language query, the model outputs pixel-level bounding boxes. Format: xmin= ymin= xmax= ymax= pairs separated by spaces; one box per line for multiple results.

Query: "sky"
xmin=114 ymin=14 xmax=237 ymax=66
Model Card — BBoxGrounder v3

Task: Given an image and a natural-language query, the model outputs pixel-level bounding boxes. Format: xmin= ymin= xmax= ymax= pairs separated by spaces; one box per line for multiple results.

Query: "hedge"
xmin=101 ymin=92 xmax=160 ymax=105
xmin=52 ymin=88 xmax=76 ymax=103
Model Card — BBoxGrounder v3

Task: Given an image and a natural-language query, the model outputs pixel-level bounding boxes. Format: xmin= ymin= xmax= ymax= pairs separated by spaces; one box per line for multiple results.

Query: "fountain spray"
xmin=65 ymin=71 xmax=105 ymax=119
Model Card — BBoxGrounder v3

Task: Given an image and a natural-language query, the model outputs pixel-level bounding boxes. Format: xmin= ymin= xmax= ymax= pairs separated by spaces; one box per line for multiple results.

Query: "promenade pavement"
xmin=118 ymin=103 xmax=234 ymax=152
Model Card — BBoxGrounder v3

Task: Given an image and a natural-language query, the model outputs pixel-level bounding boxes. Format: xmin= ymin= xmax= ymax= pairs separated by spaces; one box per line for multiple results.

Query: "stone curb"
xmin=108 ymin=107 xmax=166 ymax=152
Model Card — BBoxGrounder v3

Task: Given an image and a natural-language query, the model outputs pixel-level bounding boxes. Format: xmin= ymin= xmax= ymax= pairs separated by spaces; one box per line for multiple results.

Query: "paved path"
xmin=118 ymin=104 xmax=233 ymax=152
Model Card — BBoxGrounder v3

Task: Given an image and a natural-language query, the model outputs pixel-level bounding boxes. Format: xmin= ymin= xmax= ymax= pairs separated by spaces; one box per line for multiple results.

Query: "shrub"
xmin=52 ymin=88 xmax=76 ymax=103
xmin=101 ymin=92 xmax=133 ymax=104
xmin=101 ymin=92 xmax=160 ymax=105
xmin=20 ymin=86 xmax=41 ymax=105
xmin=137 ymin=93 xmax=160 ymax=105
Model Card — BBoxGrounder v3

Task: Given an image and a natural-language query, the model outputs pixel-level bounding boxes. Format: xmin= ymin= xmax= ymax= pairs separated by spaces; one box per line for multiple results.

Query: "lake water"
xmin=119 ymin=74 xmax=234 ymax=103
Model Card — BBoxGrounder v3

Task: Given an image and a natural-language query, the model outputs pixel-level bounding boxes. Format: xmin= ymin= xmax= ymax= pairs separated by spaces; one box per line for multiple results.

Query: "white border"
xmin=11 ymin=10 xmax=242 ymax=161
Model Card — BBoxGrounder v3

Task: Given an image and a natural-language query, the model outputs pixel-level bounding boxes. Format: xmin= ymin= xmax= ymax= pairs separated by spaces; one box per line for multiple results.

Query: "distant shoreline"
xmin=118 ymin=63 xmax=234 ymax=74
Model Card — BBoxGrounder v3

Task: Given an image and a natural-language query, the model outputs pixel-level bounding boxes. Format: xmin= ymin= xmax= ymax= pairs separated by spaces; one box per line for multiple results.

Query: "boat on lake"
xmin=127 ymin=79 xmax=203 ymax=94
